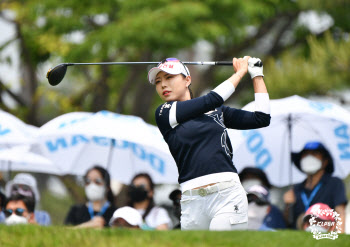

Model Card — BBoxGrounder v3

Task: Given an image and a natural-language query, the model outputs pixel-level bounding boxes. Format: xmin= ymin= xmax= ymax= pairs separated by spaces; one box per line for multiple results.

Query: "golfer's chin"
xmin=161 ymin=93 xmax=177 ymax=102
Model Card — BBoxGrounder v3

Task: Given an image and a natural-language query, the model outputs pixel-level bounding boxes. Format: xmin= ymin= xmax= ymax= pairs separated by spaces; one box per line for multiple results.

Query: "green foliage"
xmin=40 ymin=189 xmax=74 ymax=225
xmin=0 ymin=0 xmax=349 ymax=124
xmin=298 ymin=0 xmax=350 ymax=30
xmin=265 ymin=32 xmax=350 ymax=99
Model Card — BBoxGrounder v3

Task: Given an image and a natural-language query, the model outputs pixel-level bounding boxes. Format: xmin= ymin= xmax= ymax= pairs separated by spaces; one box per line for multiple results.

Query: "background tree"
xmin=0 ymin=0 xmax=349 ymax=125
xmin=1 ymin=0 xmax=349 ymax=225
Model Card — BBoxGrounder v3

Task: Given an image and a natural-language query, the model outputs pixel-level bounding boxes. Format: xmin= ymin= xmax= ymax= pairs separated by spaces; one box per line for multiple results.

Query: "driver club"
xmin=46 ymin=60 xmax=262 ymax=86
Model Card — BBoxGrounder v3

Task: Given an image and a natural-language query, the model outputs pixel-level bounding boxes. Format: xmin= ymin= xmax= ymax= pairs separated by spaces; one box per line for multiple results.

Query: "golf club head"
xmin=46 ymin=64 xmax=68 ymax=86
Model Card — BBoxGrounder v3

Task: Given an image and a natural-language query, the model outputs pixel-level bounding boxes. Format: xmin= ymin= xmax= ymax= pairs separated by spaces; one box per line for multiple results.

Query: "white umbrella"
xmin=0 ymin=145 xmax=61 ymax=174
xmin=229 ymin=95 xmax=350 ymax=187
xmin=37 ymin=110 xmax=178 ymax=184
xmin=0 ymin=109 xmax=38 ymax=148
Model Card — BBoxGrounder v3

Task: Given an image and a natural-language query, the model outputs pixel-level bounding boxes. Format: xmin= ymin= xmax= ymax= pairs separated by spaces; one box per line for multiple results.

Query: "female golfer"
xmin=148 ymin=56 xmax=270 ymax=230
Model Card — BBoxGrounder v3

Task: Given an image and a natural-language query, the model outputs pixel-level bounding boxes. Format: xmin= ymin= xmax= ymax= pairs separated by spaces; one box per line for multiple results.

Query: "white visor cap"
xmin=109 ymin=206 xmax=143 ymax=227
xmin=148 ymin=58 xmax=190 ymax=84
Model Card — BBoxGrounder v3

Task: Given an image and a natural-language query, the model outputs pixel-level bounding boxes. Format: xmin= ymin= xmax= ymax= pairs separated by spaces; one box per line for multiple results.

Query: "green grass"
xmin=0 ymin=225 xmax=348 ymax=247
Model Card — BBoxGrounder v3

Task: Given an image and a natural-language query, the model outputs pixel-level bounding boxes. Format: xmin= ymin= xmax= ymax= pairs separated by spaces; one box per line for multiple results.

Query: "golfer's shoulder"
xmin=155 ymin=102 xmax=175 ymax=118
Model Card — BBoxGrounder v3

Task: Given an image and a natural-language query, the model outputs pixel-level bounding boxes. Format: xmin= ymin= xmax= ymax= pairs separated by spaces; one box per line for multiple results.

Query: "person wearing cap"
xmin=148 ymin=57 xmax=270 ymax=230
xmin=5 ymin=173 xmax=51 ymax=226
xmin=301 ymin=203 xmax=337 ymax=233
xmin=283 ymin=141 xmax=347 ymax=232
xmin=109 ymin=206 xmax=142 ymax=229
xmin=239 ymin=167 xmax=272 ymax=191
xmin=247 ymin=185 xmax=286 ymax=230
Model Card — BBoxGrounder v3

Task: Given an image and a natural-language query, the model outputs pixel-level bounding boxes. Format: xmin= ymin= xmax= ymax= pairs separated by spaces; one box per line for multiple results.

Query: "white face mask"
xmin=242 ymin=179 xmax=262 ymax=191
xmin=300 ymin=155 xmax=322 ymax=175
xmin=85 ymin=183 xmax=106 ymax=202
xmin=5 ymin=214 xmax=28 ymax=225
xmin=247 ymin=202 xmax=269 ymax=230
xmin=305 ymin=225 xmax=329 ymax=233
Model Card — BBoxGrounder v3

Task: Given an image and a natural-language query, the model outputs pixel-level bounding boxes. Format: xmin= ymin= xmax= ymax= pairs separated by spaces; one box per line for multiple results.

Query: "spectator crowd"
xmin=0 ymin=141 xmax=348 ymax=233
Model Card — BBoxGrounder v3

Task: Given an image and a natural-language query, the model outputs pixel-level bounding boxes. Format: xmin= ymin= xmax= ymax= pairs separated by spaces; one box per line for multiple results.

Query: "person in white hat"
xmin=247 ymin=185 xmax=286 ymax=230
xmin=5 ymin=173 xmax=40 ymax=202
xmin=109 ymin=206 xmax=142 ymax=229
xmin=148 ymin=57 xmax=270 ymax=230
xmin=5 ymin=173 xmax=51 ymax=226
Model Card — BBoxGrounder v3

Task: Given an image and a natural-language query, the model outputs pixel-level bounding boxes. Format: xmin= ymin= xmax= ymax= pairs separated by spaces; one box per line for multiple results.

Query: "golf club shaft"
xmin=47 ymin=60 xmax=262 ymax=86
xmin=62 ymin=61 xmax=233 ymax=66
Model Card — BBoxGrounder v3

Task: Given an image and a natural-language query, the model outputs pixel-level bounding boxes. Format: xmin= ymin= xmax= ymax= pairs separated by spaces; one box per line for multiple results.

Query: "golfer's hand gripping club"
xmin=248 ymin=57 xmax=264 ymax=79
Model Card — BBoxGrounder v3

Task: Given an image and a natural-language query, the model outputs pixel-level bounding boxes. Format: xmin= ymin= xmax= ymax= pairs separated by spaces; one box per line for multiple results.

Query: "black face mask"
xmin=128 ymin=185 xmax=148 ymax=202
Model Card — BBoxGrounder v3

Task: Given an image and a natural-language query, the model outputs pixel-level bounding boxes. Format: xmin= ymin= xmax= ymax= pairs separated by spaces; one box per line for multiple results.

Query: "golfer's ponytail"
xmin=188 ymin=85 xmax=194 ymax=99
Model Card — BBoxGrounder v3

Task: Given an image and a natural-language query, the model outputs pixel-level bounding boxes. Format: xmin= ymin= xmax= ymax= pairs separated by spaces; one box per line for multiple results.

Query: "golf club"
xmin=46 ymin=60 xmax=262 ymax=86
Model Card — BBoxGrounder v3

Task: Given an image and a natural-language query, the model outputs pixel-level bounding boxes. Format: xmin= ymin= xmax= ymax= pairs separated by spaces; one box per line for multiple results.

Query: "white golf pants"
xmin=180 ymin=180 xmax=248 ymax=230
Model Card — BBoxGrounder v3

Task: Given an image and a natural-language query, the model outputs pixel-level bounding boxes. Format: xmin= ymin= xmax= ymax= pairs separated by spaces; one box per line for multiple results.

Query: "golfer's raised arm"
xmin=162 ymin=57 xmax=250 ymax=125
xmin=229 ymin=56 xmax=249 ymax=88
xmin=246 ymin=57 xmax=270 ymax=115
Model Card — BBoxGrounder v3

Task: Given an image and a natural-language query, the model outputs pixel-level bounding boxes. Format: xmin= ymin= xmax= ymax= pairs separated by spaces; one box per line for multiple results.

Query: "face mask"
xmin=300 ymin=155 xmax=322 ymax=175
xmin=128 ymin=186 xmax=148 ymax=203
xmin=247 ymin=202 xmax=269 ymax=230
xmin=85 ymin=183 xmax=106 ymax=202
xmin=5 ymin=214 xmax=28 ymax=225
xmin=305 ymin=225 xmax=329 ymax=233
xmin=242 ymin=179 xmax=262 ymax=191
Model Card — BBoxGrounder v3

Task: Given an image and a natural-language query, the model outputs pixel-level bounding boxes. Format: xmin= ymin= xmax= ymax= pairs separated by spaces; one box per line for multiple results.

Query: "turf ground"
xmin=0 ymin=225 xmax=348 ymax=247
